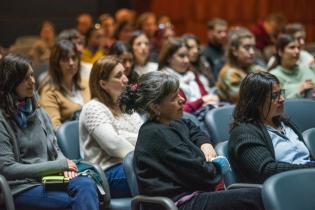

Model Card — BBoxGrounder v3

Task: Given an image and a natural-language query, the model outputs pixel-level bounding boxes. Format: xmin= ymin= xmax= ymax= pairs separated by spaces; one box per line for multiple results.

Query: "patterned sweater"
xmin=79 ymin=99 xmax=143 ymax=170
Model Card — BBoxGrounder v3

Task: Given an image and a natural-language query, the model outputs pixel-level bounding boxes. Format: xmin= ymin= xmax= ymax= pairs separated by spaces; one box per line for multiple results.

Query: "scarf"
xmin=14 ymin=98 xmax=33 ymax=128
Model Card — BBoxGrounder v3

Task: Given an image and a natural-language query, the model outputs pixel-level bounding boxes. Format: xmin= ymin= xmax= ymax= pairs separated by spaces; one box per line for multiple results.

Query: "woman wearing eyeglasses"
xmin=228 ymin=72 xmax=315 ymax=184
xmin=268 ymin=34 xmax=315 ymax=99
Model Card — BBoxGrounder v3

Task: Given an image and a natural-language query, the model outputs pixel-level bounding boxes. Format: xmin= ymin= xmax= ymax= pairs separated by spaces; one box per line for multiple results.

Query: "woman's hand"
xmin=299 ymin=79 xmax=314 ymax=94
xmin=64 ymin=170 xmax=77 ymax=179
xmin=200 ymin=143 xmax=217 ymax=161
xmin=202 ymin=94 xmax=219 ymax=106
xmin=64 ymin=159 xmax=78 ymax=179
xmin=67 ymin=159 xmax=78 ymax=172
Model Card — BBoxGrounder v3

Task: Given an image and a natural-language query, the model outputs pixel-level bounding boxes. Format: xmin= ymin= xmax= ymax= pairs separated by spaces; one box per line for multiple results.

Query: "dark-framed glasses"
xmin=271 ymin=89 xmax=285 ymax=101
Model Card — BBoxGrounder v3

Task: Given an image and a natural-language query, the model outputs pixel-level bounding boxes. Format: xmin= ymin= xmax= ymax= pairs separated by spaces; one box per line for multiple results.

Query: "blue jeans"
xmin=14 ymin=176 xmax=99 ymax=210
xmin=105 ymin=163 xmax=131 ymax=198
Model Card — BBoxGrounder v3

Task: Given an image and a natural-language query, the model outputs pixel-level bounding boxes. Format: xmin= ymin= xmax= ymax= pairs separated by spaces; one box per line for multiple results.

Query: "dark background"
xmin=0 ymin=0 xmax=134 ymax=47
xmin=1 ymin=0 xmax=315 ymax=48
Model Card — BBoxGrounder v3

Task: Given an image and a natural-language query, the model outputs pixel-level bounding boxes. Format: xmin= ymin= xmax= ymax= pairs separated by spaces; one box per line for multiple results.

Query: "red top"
xmin=179 ymin=75 xmax=209 ymax=113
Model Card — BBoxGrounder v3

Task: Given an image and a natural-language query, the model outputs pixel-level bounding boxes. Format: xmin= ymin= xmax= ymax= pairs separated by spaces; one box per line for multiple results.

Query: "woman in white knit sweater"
xmin=79 ymin=56 xmax=142 ymax=198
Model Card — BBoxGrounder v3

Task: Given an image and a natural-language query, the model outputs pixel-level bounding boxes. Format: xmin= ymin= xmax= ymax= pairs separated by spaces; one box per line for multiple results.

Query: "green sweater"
xmin=270 ymin=64 xmax=315 ymax=99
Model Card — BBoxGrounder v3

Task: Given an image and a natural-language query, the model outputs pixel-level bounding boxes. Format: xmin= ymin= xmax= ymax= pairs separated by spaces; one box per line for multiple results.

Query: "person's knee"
xmin=71 ymin=176 xmax=98 ymax=195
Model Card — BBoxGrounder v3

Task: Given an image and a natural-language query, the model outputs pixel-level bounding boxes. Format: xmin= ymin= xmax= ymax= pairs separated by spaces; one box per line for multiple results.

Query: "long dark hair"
xmin=119 ymin=71 xmax=179 ymax=119
xmin=128 ymin=31 xmax=149 ymax=65
xmin=267 ymin=34 xmax=296 ymax=71
xmin=231 ymin=72 xmax=281 ymax=130
xmin=158 ymin=38 xmax=185 ymax=70
xmin=0 ymin=53 xmax=37 ymax=117
xmin=182 ymin=33 xmax=215 ymax=86
xmin=40 ymin=39 xmax=82 ymax=95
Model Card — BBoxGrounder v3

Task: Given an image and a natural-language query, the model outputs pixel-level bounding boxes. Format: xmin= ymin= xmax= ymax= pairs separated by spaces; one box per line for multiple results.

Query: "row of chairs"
xmin=1 ymin=99 xmax=315 ymax=209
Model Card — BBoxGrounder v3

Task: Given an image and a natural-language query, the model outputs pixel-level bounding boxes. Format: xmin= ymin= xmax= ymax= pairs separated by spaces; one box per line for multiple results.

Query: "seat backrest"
xmin=182 ymin=112 xmax=200 ymax=126
xmin=55 ymin=121 xmax=81 ymax=159
xmin=0 ymin=175 xmax=15 ymax=210
xmin=302 ymin=128 xmax=315 ymax=158
xmin=284 ymin=99 xmax=315 ymax=132
xmin=262 ymin=168 xmax=315 ymax=210
xmin=215 ymin=141 xmax=237 ymax=187
xmin=122 ymin=151 xmax=139 ymax=196
xmin=205 ymin=105 xmax=235 ymax=145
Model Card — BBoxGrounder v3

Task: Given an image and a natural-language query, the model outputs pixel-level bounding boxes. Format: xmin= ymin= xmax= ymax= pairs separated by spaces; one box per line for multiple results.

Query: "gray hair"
xmin=119 ymin=71 xmax=179 ymax=119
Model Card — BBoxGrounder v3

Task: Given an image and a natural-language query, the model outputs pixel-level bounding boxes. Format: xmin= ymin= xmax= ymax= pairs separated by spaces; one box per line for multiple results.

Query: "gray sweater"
xmin=0 ymin=108 xmax=68 ymax=195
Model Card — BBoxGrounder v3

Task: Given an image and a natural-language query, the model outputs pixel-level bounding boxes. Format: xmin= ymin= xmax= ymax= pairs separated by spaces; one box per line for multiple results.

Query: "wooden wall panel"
xmin=137 ymin=0 xmax=315 ymax=44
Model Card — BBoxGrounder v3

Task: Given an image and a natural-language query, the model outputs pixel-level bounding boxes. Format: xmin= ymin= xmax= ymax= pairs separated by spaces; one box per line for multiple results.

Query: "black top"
xmin=134 ymin=119 xmax=222 ymax=201
xmin=201 ymin=42 xmax=225 ymax=79
xmin=228 ymin=120 xmax=315 ymax=184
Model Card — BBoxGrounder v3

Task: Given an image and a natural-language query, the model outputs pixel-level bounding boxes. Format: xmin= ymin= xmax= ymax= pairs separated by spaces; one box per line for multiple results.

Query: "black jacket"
xmin=228 ymin=120 xmax=315 ymax=184
xmin=134 ymin=119 xmax=222 ymax=201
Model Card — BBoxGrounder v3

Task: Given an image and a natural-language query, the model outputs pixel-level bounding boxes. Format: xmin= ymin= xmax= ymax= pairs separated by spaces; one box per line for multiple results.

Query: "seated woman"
xmin=118 ymin=71 xmax=264 ymax=210
xmin=228 ymin=72 xmax=315 ymax=184
xmin=268 ymin=34 xmax=315 ymax=99
xmin=129 ymin=31 xmax=158 ymax=78
xmin=159 ymin=38 xmax=219 ymax=119
xmin=216 ymin=27 xmax=264 ymax=103
xmin=108 ymin=41 xmax=138 ymax=84
xmin=79 ymin=56 xmax=143 ymax=198
xmin=39 ymin=39 xmax=90 ymax=128
xmin=182 ymin=33 xmax=216 ymax=87
xmin=81 ymin=26 xmax=105 ymax=64
xmin=0 ymin=54 xmax=98 ymax=210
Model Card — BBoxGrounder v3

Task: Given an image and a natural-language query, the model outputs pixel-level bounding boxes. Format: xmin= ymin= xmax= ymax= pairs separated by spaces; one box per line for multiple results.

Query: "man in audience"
xmin=99 ymin=13 xmax=116 ymax=53
xmin=76 ymin=13 xmax=93 ymax=37
xmin=202 ymin=18 xmax=228 ymax=79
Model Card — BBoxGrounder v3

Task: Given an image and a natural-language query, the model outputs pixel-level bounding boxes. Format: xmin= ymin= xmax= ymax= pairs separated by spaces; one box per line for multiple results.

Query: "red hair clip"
xmin=131 ymin=83 xmax=139 ymax=91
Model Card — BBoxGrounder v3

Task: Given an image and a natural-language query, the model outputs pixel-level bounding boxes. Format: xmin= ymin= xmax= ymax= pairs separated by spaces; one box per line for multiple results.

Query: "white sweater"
xmin=79 ymin=99 xmax=143 ymax=170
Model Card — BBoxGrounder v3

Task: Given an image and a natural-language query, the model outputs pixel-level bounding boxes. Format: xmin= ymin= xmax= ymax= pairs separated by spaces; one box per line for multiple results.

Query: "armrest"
xmin=227 ymin=183 xmax=262 ymax=190
xmin=80 ymin=160 xmax=111 ymax=208
xmin=0 ymin=175 xmax=15 ymax=210
xmin=131 ymin=195 xmax=178 ymax=210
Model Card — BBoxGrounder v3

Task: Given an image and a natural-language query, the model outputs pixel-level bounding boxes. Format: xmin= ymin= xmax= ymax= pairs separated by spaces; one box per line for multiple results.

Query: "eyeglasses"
xmin=271 ymin=89 xmax=285 ymax=101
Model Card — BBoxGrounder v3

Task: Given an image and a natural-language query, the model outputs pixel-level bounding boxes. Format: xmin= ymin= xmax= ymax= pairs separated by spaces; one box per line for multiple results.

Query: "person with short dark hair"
xmin=0 ymin=53 xmax=99 ymax=210
xmin=202 ymin=18 xmax=228 ymax=79
xmin=229 ymin=72 xmax=315 ymax=184
xmin=118 ymin=71 xmax=264 ymax=210
xmin=81 ymin=26 xmax=105 ymax=64
xmin=76 ymin=13 xmax=93 ymax=37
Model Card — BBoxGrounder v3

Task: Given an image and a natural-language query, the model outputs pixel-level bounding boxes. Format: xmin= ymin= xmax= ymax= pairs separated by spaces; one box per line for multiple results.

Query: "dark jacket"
xmin=202 ymin=43 xmax=225 ymax=79
xmin=228 ymin=120 xmax=315 ymax=184
xmin=134 ymin=119 xmax=222 ymax=202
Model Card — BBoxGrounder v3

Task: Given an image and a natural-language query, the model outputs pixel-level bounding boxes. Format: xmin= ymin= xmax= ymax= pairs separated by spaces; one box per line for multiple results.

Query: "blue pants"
xmin=14 ymin=176 xmax=99 ymax=210
xmin=105 ymin=163 xmax=131 ymax=198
